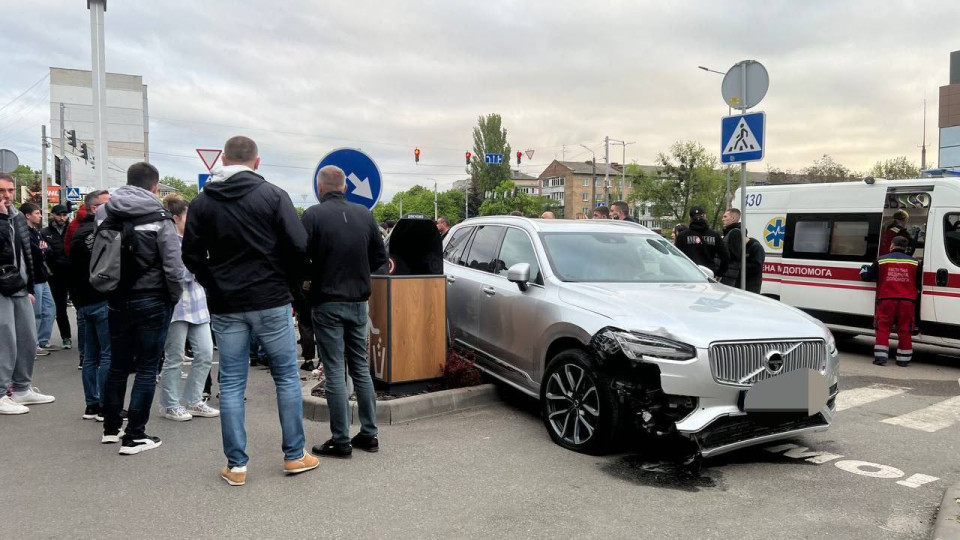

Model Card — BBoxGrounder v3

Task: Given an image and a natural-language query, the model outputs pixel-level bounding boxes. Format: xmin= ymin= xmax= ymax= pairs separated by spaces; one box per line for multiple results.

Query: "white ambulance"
xmin=735 ymin=176 xmax=960 ymax=348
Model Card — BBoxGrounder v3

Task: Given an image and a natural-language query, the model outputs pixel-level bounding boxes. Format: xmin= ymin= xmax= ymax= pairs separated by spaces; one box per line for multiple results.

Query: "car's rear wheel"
xmin=540 ymin=349 xmax=619 ymax=455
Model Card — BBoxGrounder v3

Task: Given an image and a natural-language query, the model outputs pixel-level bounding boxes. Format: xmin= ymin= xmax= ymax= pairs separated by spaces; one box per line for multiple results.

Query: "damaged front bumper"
xmin=591 ymin=327 xmax=840 ymax=459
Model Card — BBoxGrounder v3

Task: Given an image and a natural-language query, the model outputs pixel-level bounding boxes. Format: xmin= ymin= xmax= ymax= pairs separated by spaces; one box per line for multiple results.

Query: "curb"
xmin=933 ymin=482 xmax=960 ymax=540
xmin=302 ymin=383 xmax=499 ymax=425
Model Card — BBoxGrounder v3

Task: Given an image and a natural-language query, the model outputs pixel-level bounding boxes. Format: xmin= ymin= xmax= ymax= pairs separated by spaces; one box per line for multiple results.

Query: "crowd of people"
xmin=0 ymin=135 xmax=387 ymax=486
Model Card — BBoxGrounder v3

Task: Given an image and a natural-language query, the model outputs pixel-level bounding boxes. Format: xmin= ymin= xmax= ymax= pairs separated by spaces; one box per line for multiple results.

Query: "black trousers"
xmin=48 ymin=276 xmax=71 ymax=340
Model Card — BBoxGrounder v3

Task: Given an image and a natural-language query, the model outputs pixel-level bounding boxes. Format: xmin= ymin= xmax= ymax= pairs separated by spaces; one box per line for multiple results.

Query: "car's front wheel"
xmin=540 ymin=349 xmax=619 ymax=455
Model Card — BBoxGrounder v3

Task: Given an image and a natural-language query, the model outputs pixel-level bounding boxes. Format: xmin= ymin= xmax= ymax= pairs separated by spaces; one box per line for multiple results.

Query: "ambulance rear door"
xmin=923 ymin=206 xmax=960 ymax=345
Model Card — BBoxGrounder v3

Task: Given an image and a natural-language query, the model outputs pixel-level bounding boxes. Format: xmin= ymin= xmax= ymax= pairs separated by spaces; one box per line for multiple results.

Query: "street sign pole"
xmin=59 ymin=103 xmax=66 ymax=205
xmin=740 ymin=62 xmax=748 ymax=291
xmin=41 ymin=126 xmax=48 ymax=225
xmin=89 ymin=0 xmax=108 ymax=190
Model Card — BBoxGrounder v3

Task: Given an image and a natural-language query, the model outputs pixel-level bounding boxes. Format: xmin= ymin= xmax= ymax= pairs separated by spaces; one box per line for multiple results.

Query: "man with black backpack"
xmin=91 ymin=163 xmax=185 ymax=454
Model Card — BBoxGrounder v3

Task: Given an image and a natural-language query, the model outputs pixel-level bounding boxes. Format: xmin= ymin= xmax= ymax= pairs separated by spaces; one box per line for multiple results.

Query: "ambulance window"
xmin=831 ymin=221 xmax=871 ymax=256
xmin=784 ymin=213 xmax=881 ymax=263
xmin=945 ymin=213 xmax=960 ymax=267
xmin=793 ymin=221 xmax=830 ymax=253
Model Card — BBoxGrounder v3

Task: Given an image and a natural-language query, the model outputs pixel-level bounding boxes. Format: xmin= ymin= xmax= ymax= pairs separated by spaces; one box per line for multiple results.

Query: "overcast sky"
xmin=0 ymin=0 xmax=957 ymax=203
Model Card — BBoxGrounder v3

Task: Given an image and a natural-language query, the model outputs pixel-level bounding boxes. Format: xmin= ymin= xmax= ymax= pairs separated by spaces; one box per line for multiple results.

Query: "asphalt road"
xmin=2 ymin=326 xmax=958 ymax=539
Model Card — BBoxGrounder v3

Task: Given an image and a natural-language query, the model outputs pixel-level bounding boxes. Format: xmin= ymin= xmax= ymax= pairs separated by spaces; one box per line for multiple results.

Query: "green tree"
xmin=372 ymin=185 xmax=466 ymax=224
xmin=469 ymin=114 xmax=512 ymax=214
xmin=627 ymin=141 xmax=726 ymax=229
xmin=161 ymin=175 xmax=199 ymax=201
xmin=868 ymin=156 xmax=921 ymax=179
xmin=11 ymin=165 xmax=41 ymax=205
xmin=800 ymin=154 xmax=851 ymax=183
xmin=478 ymin=180 xmax=557 ymax=217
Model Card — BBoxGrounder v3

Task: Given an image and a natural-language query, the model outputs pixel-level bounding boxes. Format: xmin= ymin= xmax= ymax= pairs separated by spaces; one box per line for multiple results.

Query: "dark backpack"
xmin=89 ymin=209 xmax=172 ymax=295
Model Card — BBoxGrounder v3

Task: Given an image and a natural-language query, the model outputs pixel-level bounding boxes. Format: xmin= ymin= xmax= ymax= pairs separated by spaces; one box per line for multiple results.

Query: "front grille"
xmin=710 ymin=339 xmax=826 ymax=387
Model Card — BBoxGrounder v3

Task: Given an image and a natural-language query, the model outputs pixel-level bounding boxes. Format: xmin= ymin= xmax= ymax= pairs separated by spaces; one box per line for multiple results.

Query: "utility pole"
xmin=59 ymin=103 xmax=66 ymax=204
xmin=41 ymin=126 xmax=49 ymax=226
xmin=921 ymin=99 xmax=927 ymax=171
xmin=433 ymin=179 xmax=438 ymax=220
xmin=591 ymin=159 xmax=597 ymax=209
xmin=89 ymin=0 xmax=108 ymax=190
xmin=603 ymin=136 xmax=610 ymax=206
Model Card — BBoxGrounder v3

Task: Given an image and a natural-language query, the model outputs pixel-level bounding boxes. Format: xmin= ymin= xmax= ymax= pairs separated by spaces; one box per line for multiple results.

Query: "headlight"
xmin=826 ymin=331 xmax=838 ymax=357
xmin=599 ymin=329 xmax=697 ymax=361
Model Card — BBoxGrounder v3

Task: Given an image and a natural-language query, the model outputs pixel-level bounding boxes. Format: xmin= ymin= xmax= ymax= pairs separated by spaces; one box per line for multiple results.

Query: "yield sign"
xmin=525 ymin=149 xmax=535 ymax=160
xmin=196 ymin=148 xmax=222 ymax=171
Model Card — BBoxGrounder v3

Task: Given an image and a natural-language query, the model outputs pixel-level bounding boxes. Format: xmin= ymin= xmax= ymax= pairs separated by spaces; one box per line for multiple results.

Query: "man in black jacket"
xmin=95 ymin=163 xmax=185 ymax=455
xmin=182 ymin=136 xmax=318 ymax=485
xmin=41 ymin=204 xmax=72 ymax=349
xmin=676 ymin=206 xmax=728 ymax=278
xmin=303 ymin=165 xmax=388 ymax=458
xmin=70 ymin=191 xmax=111 ymax=421
xmin=19 ymin=202 xmax=55 ymax=354
xmin=0 ymin=173 xmax=55 ymax=415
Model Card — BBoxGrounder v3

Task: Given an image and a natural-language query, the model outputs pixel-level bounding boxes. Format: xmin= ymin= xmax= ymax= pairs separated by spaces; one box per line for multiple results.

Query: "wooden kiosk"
xmin=367 ymin=214 xmax=447 ymax=390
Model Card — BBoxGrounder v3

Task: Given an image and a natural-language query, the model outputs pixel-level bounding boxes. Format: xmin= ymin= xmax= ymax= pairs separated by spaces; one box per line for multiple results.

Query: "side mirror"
xmin=507 ymin=263 xmax=531 ymax=291
xmin=697 ymin=265 xmax=715 ymax=280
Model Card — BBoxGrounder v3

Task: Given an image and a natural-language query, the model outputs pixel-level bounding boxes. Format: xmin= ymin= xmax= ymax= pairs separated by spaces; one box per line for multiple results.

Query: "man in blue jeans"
xmin=69 ymin=190 xmax=112 ymax=421
xmin=95 ymin=163 xmax=185 ymax=455
xmin=182 ymin=136 xmax=318 ymax=486
xmin=302 ymin=165 xmax=387 ymax=457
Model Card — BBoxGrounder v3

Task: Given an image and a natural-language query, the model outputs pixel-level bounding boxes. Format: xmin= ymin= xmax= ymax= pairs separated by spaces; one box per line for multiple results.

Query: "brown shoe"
xmin=284 ymin=452 xmax=320 ymax=475
xmin=220 ymin=466 xmax=247 ymax=486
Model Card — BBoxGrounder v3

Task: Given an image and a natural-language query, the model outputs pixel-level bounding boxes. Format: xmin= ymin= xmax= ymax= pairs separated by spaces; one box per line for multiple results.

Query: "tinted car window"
xmin=443 ymin=227 xmax=472 ymax=264
xmin=540 ymin=232 xmax=706 ymax=283
xmin=495 ymin=228 xmax=542 ymax=285
xmin=464 ymin=225 xmax=503 ymax=273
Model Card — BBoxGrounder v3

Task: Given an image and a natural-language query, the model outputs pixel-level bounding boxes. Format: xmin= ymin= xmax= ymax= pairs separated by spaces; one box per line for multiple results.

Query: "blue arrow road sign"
xmin=484 ymin=153 xmax=503 ymax=164
xmin=721 ymin=111 xmax=765 ymax=164
xmin=313 ymin=148 xmax=382 ymax=209
xmin=66 ymin=187 xmax=81 ymax=201
xmin=198 ymin=173 xmax=212 ymax=191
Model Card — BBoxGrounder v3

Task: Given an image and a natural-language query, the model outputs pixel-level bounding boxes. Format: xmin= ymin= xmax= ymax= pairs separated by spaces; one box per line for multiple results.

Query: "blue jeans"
xmin=211 ymin=304 xmax=305 ymax=467
xmin=79 ymin=301 xmax=111 ymax=407
xmin=160 ymin=321 xmax=214 ymax=409
xmin=103 ymin=296 xmax=173 ymax=440
xmin=77 ymin=309 xmax=86 ymax=362
xmin=313 ymin=302 xmax=377 ymax=444
xmin=32 ymin=282 xmax=55 ymax=347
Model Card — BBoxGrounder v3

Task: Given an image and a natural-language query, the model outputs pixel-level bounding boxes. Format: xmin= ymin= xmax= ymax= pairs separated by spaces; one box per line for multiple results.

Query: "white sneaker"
xmin=162 ymin=406 xmax=193 ymax=422
xmin=101 ymin=429 xmax=126 ymax=444
xmin=11 ymin=387 xmax=55 ymax=405
xmin=187 ymin=401 xmax=220 ymax=418
xmin=0 ymin=395 xmax=29 ymax=415
xmin=35 ymin=348 xmax=50 ymax=357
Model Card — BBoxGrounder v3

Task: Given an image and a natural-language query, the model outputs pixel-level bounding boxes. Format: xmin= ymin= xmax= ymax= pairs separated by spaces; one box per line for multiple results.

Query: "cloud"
xmin=0 ymin=0 xmax=958 ymax=201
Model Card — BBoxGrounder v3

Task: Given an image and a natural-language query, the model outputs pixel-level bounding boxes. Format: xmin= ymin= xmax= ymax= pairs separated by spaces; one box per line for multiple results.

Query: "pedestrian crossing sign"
xmin=721 ymin=111 xmax=765 ymax=164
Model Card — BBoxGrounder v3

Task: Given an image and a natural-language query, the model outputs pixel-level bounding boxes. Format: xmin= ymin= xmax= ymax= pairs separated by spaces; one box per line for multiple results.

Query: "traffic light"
xmin=80 ymin=143 xmax=89 ymax=162
xmin=67 ymin=130 xmax=77 ymax=148
xmin=54 ymin=156 xmax=61 ymax=185
xmin=516 ymin=151 xmax=522 ymax=166
xmin=414 ymin=147 xmax=420 ymax=164
xmin=465 ymin=152 xmax=471 ymax=166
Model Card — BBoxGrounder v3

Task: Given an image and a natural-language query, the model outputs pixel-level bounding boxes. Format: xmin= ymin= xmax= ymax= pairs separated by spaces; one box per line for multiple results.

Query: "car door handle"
xmin=446 ymin=275 xmax=456 ymax=284
xmin=481 ymin=286 xmax=496 ymax=296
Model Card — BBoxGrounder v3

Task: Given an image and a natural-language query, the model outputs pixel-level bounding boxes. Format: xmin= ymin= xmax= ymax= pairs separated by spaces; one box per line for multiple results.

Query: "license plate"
xmin=741 ymin=369 xmax=829 ymax=416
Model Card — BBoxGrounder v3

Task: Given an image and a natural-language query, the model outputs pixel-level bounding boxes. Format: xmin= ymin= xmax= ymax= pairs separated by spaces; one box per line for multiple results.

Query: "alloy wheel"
xmin=545 ymin=363 xmax=600 ymax=445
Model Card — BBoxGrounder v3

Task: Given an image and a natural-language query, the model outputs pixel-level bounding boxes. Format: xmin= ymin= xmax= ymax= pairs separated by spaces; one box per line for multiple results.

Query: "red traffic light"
xmin=414 ymin=147 xmax=420 ymax=163
xmin=516 ymin=151 xmax=522 ymax=165
xmin=465 ymin=152 xmax=472 ymax=165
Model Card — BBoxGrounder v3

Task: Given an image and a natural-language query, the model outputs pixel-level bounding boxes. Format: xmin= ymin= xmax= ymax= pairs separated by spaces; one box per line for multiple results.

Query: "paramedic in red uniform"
xmin=878 ymin=209 xmax=911 ymax=256
xmin=860 ymin=235 xmax=918 ymax=367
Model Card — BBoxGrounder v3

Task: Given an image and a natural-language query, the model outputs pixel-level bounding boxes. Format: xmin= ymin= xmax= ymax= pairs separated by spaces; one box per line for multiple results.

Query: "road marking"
xmin=835 ymin=383 xmax=909 ymax=411
xmin=835 ymin=460 xmax=904 ymax=479
xmin=881 ymin=395 xmax=960 ymax=433
xmin=896 ymin=473 xmax=940 ymax=489
xmin=764 ymin=443 xmax=843 ymax=464
xmin=765 ymin=444 xmax=939 ymax=489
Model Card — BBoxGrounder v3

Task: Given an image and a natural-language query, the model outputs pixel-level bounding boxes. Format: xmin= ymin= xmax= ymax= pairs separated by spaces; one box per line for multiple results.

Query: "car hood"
xmin=557 ymin=282 xmax=827 ymax=348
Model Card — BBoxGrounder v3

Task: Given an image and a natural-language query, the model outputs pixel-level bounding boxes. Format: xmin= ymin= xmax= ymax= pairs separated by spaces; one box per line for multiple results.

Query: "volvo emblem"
xmin=764 ymin=350 xmax=785 ymax=375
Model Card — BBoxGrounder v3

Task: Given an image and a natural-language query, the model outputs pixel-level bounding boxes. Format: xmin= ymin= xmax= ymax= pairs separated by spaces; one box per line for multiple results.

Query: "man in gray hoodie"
xmin=94 ymin=163 xmax=185 ymax=454
xmin=0 ymin=173 xmax=55 ymax=415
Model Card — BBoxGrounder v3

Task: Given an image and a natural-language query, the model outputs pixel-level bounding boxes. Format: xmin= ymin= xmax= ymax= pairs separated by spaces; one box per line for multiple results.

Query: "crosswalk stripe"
xmin=835 ymin=384 xmax=909 ymax=411
xmin=881 ymin=395 xmax=960 ymax=433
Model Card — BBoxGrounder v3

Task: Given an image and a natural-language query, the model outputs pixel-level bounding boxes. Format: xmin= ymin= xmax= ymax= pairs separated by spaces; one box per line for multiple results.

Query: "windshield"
xmin=540 ymin=232 xmax=709 ymax=283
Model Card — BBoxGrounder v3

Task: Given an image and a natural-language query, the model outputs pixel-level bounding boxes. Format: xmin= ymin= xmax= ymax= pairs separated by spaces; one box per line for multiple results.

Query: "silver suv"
xmin=443 ymin=217 xmax=840 ymax=458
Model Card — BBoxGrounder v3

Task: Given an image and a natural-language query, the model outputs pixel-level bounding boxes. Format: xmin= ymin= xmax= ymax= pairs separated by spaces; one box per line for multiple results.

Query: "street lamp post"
xmin=579 ymin=144 xmax=597 ymax=211
xmin=698 ymin=66 xmax=733 ymax=208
